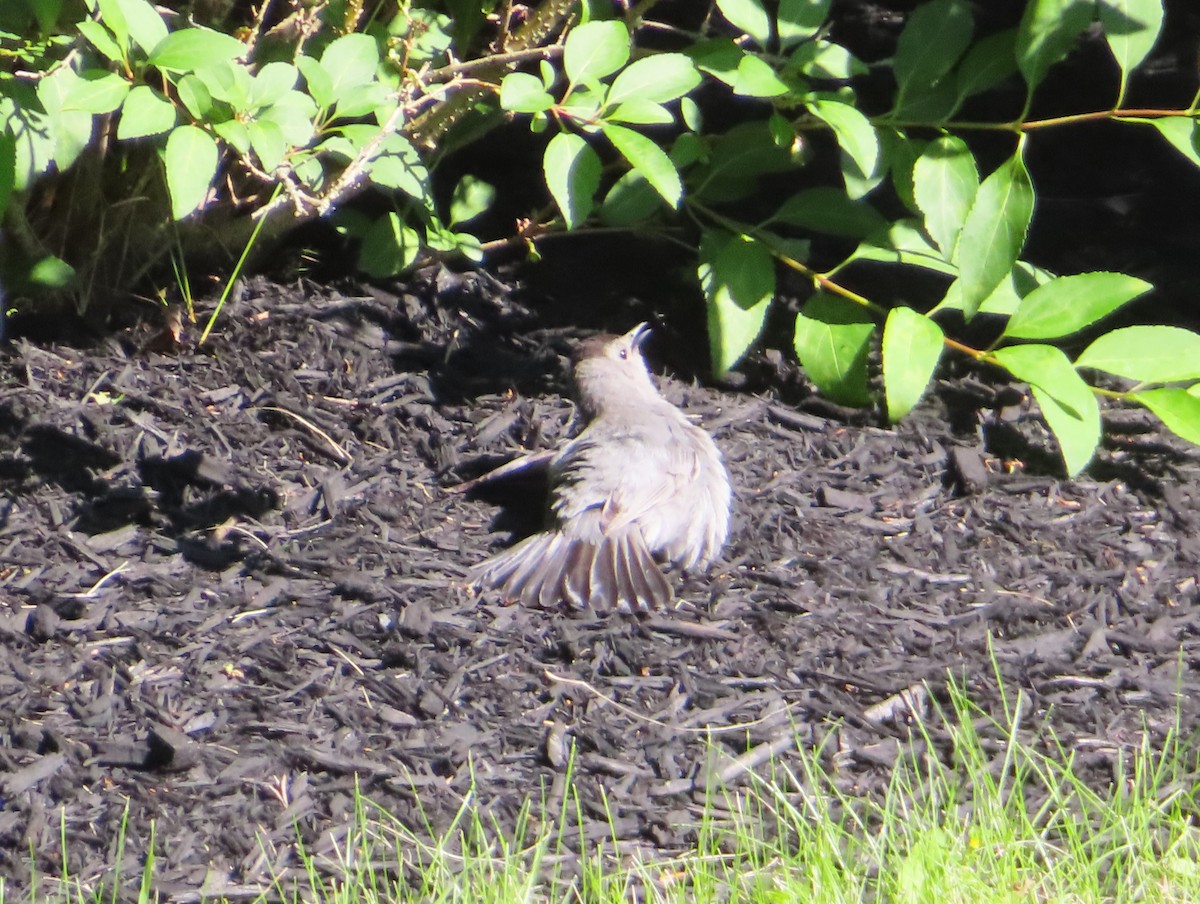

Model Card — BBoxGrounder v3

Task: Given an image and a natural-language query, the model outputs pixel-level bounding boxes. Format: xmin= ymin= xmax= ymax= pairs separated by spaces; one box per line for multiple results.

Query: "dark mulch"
xmin=2 ymin=273 xmax=1200 ymax=900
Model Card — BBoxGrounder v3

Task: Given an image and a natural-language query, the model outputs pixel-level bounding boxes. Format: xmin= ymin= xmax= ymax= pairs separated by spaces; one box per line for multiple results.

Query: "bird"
xmin=468 ymin=322 xmax=732 ymax=613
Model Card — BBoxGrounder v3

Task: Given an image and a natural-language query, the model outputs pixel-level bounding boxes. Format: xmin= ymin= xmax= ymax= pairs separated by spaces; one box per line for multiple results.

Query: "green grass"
xmin=8 ymin=676 xmax=1200 ymax=904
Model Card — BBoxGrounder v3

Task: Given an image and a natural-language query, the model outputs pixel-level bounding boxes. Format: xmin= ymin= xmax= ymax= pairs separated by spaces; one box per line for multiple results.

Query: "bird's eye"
xmin=618 ymin=348 xmax=628 ymax=360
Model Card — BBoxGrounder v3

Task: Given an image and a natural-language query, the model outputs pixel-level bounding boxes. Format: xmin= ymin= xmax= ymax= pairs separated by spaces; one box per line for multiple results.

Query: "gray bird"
xmin=469 ymin=323 xmax=732 ymax=612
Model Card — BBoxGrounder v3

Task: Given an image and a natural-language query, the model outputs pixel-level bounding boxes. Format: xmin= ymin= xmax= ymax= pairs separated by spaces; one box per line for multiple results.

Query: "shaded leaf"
xmin=955 ymin=28 xmax=1020 ymax=101
xmin=793 ymin=292 xmax=874 ymax=406
xmin=894 ymin=0 xmax=973 ymax=97
xmin=360 ymin=212 xmax=421 ymax=278
xmin=164 ymin=125 xmax=217 ymax=219
xmin=1016 ymin=0 xmax=1093 ymax=91
xmin=771 ymin=187 xmax=887 ymax=238
xmin=699 ymin=231 xmax=775 ymax=375
xmin=1099 ymin=0 xmax=1164 ymax=76
xmin=778 ymin=0 xmax=832 ymax=50
xmin=993 ymin=343 xmax=1100 ymax=475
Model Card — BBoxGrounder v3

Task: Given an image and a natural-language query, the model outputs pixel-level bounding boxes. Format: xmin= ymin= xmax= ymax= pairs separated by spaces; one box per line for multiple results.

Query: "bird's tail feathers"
xmin=471 ymin=529 xmax=672 ymax=612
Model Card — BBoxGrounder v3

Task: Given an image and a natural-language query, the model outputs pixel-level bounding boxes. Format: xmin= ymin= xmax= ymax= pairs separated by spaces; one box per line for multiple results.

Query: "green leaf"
xmin=691 ymin=121 xmax=795 ymax=203
xmin=213 ymin=119 xmax=250 ymax=155
xmin=95 ymin=0 xmax=130 ymax=53
xmin=332 ymin=82 xmax=389 ymax=119
xmin=1016 ymin=0 xmax=1094 ymax=91
xmin=955 ymin=150 xmax=1034 ymax=318
xmin=601 ymin=123 xmax=682 ymax=207
xmin=29 ymin=255 xmax=76 ymax=289
xmin=176 ymin=74 xmax=212 ymax=119
xmin=110 ymin=0 xmax=167 ymax=55
xmin=892 ymin=78 xmax=960 ymax=122
xmin=932 ymin=261 xmax=1053 ymax=317
xmin=1148 ymin=117 xmax=1200 ymax=169
xmin=912 ymin=135 xmax=979 ymax=260
xmin=1004 ymin=272 xmax=1152 ymax=340
xmin=449 ymin=175 xmax=495 ymax=227
xmin=793 ymin=292 xmax=874 ymax=406
xmin=564 ymin=20 xmax=629 ymax=85
xmin=320 ymin=33 xmax=380 ymax=105
xmin=149 ymin=27 xmax=245 ymax=71
xmin=297 ymin=55 xmax=334 ymax=110
xmin=117 ymin=84 xmax=177 ymax=140
xmin=884 ymin=129 xmax=925 ymax=213
xmin=360 ymin=212 xmax=421 ymax=278
xmin=1099 ymin=0 xmax=1164 ymax=77
xmin=499 ymin=72 xmax=555 ymax=114
xmin=607 ymin=100 xmax=674 ymax=125
xmin=0 ymin=131 xmax=14 ymax=219
xmin=778 ymin=0 xmax=831 ymax=50
xmin=1076 ymin=325 xmax=1200 ymax=383
xmin=34 ymin=71 xmax=94 ymax=171
xmin=194 ymin=60 xmax=251 ymax=109
xmin=771 ymin=187 xmax=888 ymax=239
xmin=732 ymin=55 xmax=790 ymax=97
xmin=79 ymin=20 xmax=124 ymax=63
xmin=62 ymin=70 xmax=130 ymax=114
xmin=164 ymin=125 xmax=217 ymax=219
xmin=258 ymin=91 xmax=317 ymax=147
xmin=544 ymin=132 xmax=601 ymax=229
xmin=699 ymin=232 xmax=775 ymax=375
xmin=1131 ymin=388 xmax=1200 ymax=445
xmin=248 ymin=119 xmax=286 ymax=170
xmin=848 ymin=219 xmax=959 ymax=276
xmin=808 ymin=99 xmax=879 ymax=184
xmin=249 ymin=62 xmax=299 ymax=109
xmin=883 ymin=306 xmax=945 ymax=422
xmin=367 ymin=136 xmax=429 ymax=201
xmin=893 ymin=0 xmax=974 ymax=99
xmin=606 ymin=53 xmax=700 ymax=106
xmin=599 ymin=169 xmax=660 ymax=226
xmin=716 ymin=0 xmax=773 ymax=46
xmin=955 ymin=29 xmax=1020 ymax=102
xmin=786 ymin=39 xmax=867 ymax=80
xmin=993 ymin=344 xmax=1100 ymax=475
xmin=689 ymin=38 xmax=744 ymax=88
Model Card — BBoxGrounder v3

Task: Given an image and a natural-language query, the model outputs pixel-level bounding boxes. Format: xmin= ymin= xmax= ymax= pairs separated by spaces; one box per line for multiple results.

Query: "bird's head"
xmin=571 ymin=323 xmax=659 ymax=416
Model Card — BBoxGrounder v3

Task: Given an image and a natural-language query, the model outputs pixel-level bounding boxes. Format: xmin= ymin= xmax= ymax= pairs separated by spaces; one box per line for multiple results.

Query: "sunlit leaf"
xmin=956 ymin=150 xmax=1033 ymax=318
xmin=1076 ymin=325 xmax=1200 ymax=382
xmin=883 ymin=307 xmax=944 ymax=421
xmin=1004 ymin=272 xmax=1152 ymax=340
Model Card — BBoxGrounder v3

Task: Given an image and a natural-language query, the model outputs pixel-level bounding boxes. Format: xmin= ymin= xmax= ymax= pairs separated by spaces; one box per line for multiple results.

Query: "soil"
xmin=2 ymin=271 xmax=1200 ymax=900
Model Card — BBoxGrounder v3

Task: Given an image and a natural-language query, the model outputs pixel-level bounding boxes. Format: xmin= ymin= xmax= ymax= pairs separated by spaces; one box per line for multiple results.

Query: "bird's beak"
xmin=627 ymin=322 xmax=651 ymax=349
